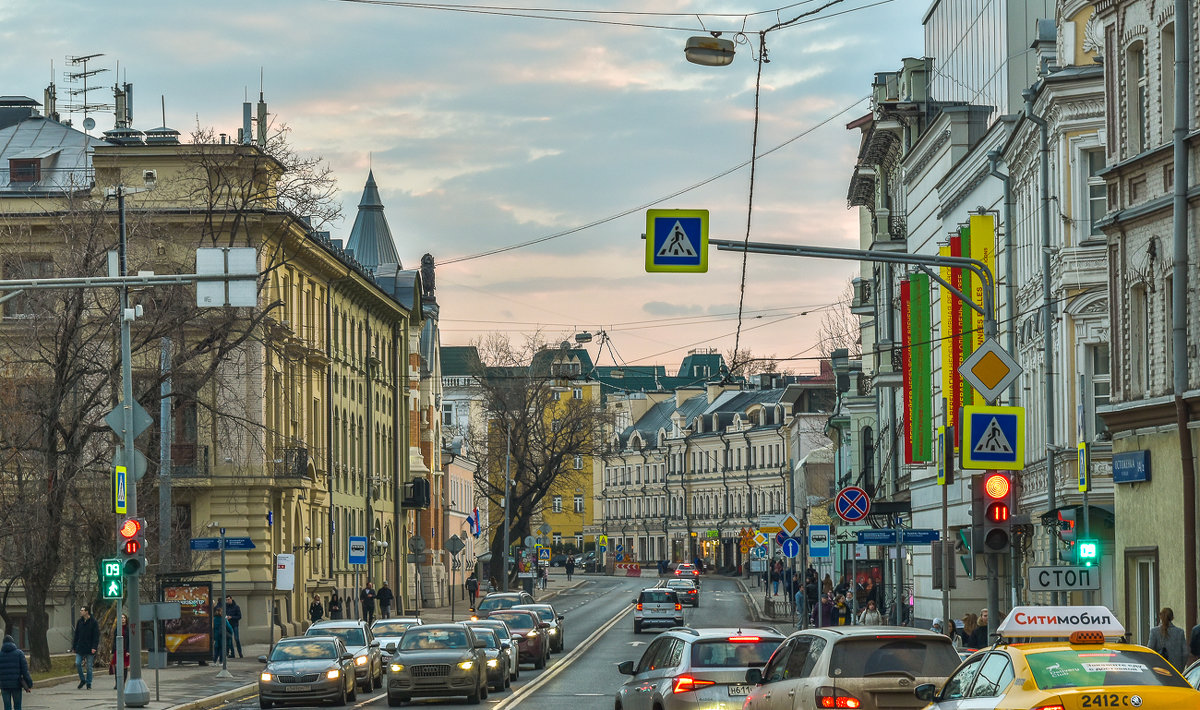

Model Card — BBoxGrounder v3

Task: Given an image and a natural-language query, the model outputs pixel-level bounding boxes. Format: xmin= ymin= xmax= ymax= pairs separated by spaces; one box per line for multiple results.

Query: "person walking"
xmin=0 ymin=635 xmax=33 ymax=710
xmin=71 ymin=605 xmax=99 ymax=690
xmin=212 ymin=607 xmax=234 ymax=665
xmin=771 ymin=560 xmax=782 ymax=596
xmin=537 ymin=564 xmax=547 ymax=590
xmin=960 ymin=613 xmax=979 ymax=648
xmin=328 ymin=591 xmax=344 ymax=620
xmin=308 ymin=593 xmax=325 ymax=625
xmin=377 ymin=582 xmax=394 ymax=619
xmin=109 ymin=614 xmax=130 ymax=685
xmin=1149 ymin=607 xmax=1188 ymax=671
xmin=465 ymin=574 xmax=479 ymax=610
xmin=1190 ymin=617 xmax=1200 ymax=665
xmin=224 ymin=596 xmax=244 ymax=659
xmin=360 ymin=582 xmax=376 ymax=623
xmin=565 ymin=557 xmax=575 ymax=581
xmin=968 ymin=608 xmax=990 ymax=648
xmin=858 ymin=600 xmax=883 ymax=625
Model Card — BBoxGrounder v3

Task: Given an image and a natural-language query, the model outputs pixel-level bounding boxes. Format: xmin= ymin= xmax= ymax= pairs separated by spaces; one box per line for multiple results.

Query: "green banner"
xmin=909 ymin=272 xmax=933 ymax=462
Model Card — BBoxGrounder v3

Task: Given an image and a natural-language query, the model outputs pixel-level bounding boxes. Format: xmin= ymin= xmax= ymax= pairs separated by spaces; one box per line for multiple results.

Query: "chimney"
xmin=43 ymin=83 xmax=58 ymax=122
xmin=1031 ymin=18 xmax=1059 ymax=77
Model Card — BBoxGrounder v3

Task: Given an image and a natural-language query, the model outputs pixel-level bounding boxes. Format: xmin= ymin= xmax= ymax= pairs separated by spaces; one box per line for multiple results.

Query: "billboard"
xmin=161 ymin=582 xmax=212 ymax=663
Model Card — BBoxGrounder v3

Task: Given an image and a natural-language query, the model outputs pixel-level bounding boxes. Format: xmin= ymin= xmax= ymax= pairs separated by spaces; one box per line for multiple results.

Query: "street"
xmin=214 ymin=577 xmax=760 ymax=710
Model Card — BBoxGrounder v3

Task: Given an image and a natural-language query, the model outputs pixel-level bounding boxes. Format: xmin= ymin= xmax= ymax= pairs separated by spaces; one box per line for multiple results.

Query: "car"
xmin=463 ymin=619 xmax=520 ymax=681
xmin=742 ymin=625 xmax=960 ymax=710
xmin=633 ymin=587 xmax=684 ymax=633
xmin=674 ymin=563 xmax=701 ymax=587
xmin=372 ymin=617 xmax=423 ymax=667
xmin=257 ymin=635 xmax=357 ymax=709
xmin=665 ymin=578 xmax=700 ymax=607
xmin=474 ymin=591 xmax=536 ymax=615
xmin=550 ymin=554 xmax=569 ymax=567
xmin=487 ymin=609 xmax=551 ymax=669
xmin=305 ymin=619 xmax=384 ymax=693
xmin=386 ymin=624 xmax=489 ymax=706
xmin=616 ymin=627 xmax=785 ymax=710
xmin=914 ymin=605 xmax=1200 ymax=709
xmin=1186 ymin=658 xmax=1200 ymax=689
xmin=513 ymin=603 xmax=566 ymax=653
xmin=469 ymin=626 xmax=512 ymax=692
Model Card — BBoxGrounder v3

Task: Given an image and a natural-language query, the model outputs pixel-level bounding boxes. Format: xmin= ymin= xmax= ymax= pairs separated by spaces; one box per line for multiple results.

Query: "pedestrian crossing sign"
xmin=960 ymin=405 xmax=1024 ymax=470
xmin=646 ymin=209 xmax=708 ymax=273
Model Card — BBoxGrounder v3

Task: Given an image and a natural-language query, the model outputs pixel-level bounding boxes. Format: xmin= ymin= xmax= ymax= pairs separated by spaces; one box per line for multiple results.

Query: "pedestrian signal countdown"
xmin=1076 ymin=539 xmax=1100 ymax=567
xmin=100 ymin=558 xmax=123 ymax=599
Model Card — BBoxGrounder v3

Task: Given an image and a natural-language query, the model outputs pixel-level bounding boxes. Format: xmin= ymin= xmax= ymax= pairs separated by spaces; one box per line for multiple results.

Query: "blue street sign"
xmin=223 ymin=537 xmax=256 ymax=550
xmin=189 ymin=537 xmax=220 ymax=551
xmin=348 ymin=536 xmax=368 ymax=565
xmin=538 ymin=547 xmax=550 ymax=561
xmin=753 ymin=544 xmax=768 ymax=558
xmin=615 ymin=553 xmax=624 ymax=562
xmin=901 ymin=529 xmax=940 ymax=545
xmin=961 ymin=405 xmax=1024 ymax=470
xmin=645 ymin=209 xmax=709 ymax=273
xmin=808 ymin=524 xmax=831 ymax=558
xmin=775 ymin=530 xmax=788 ymax=547
xmin=781 ymin=537 xmax=801 ymax=558
xmin=856 ymin=529 xmax=899 ymax=546
xmin=616 ymin=543 xmax=624 ymax=552
xmin=599 ymin=544 xmax=607 ymax=553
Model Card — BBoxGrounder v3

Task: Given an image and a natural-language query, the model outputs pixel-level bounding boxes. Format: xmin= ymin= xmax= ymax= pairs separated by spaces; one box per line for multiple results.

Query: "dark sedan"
xmin=487 ymin=609 xmax=550 ymax=669
xmin=513 ymin=603 xmax=566 ymax=653
xmin=386 ymin=624 xmax=488 ymax=706
xmin=258 ymin=636 xmax=356 ymax=709
xmin=474 ymin=591 xmax=535 ymax=615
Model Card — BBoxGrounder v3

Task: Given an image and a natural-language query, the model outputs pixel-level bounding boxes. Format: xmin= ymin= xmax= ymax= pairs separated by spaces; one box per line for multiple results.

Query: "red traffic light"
xmin=119 ymin=518 xmax=143 ymax=539
xmin=983 ymin=472 xmax=1011 ymax=500
xmin=122 ymin=539 xmax=142 ymax=555
xmin=986 ymin=501 xmax=1010 ymax=523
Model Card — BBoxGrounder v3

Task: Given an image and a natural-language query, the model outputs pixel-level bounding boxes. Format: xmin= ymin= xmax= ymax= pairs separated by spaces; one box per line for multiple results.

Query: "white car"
xmin=371 ymin=617 xmax=423 ymax=669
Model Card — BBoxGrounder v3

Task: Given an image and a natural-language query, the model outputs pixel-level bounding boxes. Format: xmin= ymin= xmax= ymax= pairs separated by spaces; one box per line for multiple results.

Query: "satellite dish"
xmin=82 ymin=117 xmax=96 ymax=131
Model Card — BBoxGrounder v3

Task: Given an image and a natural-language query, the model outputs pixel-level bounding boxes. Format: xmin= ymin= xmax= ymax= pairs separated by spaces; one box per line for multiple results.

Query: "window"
xmin=1162 ymin=26 xmax=1175 ymax=138
xmin=441 ymin=402 xmax=454 ymax=427
xmin=552 ymin=390 xmax=561 ymax=401
xmin=8 ymin=158 xmax=40 ymax=183
xmin=574 ymin=454 xmax=583 ymax=470
xmin=573 ymin=495 xmax=584 ymax=513
xmin=1126 ymin=42 xmax=1148 ymax=153
xmin=575 ymin=534 xmax=583 ymax=548
xmin=552 ymin=532 xmax=562 ymax=545
xmin=1129 ymin=285 xmax=1150 ymax=395
xmin=552 ymin=496 xmax=562 ymax=513
xmin=573 ymin=387 xmax=582 ymax=399
xmin=1085 ymin=149 xmax=1107 ymax=238
xmin=968 ymin=652 xmax=1014 ymax=697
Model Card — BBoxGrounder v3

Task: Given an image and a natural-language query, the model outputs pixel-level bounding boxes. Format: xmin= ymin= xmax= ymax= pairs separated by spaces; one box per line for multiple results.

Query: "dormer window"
xmin=9 ymin=158 xmax=40 ymax=183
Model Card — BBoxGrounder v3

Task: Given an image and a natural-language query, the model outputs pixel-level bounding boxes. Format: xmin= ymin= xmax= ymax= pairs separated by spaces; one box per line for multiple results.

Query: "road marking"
xmin=492 ymin=602 xmax=633 ymax=710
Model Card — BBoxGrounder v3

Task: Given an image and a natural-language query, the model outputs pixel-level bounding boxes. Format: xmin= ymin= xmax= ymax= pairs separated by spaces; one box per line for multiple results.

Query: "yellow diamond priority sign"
xmin=959 ymin=338 xmax=1022 ymax=403
xmin=780 ymin=514 xmax=802 ymax=536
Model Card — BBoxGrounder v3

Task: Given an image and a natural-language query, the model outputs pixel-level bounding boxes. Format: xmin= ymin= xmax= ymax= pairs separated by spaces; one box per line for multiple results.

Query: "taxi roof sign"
xmin=997 ymin=605 xmax=1125 ymax=639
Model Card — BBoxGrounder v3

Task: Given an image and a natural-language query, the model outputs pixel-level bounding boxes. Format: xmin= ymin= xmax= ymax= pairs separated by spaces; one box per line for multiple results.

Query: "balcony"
xmin=872 ymin=340 xmax=903 ymax=388
xmin=850 ymin=278 xmax=874 ymax=315
xmin=171 ymin=443 xmax=210 ymax=477
xmin=274 ymin=446 xmax=310 ymax=479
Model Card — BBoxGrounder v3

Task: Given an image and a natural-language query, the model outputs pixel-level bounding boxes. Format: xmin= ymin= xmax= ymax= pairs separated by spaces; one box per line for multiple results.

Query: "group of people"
xmin=70 ymin=606 xmax=138 ymax=689
xmin=928 ymin=608 xmax=990 ymax=649
xmin=1147 ymin=606 xmax=1200 ymax=671
xmin=211 ymin=595 xmax=245 ymax=664
xmin=308 ymin=581 xmax=396 ymax=625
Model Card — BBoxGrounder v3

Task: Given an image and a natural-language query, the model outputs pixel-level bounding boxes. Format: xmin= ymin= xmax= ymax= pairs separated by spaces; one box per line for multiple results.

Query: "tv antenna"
xmin=61 ymin=53 xmax=113 ymax=129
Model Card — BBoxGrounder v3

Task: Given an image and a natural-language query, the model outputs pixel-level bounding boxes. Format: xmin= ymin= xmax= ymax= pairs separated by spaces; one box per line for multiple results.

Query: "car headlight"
xmin=549 ymin=628 xmax=558 ymax=635
xmin=527 ymin=630 xmax=538 ymax=637
xmin=326 ymin=669 xmax=340 ymax=680
xmin=355 ymin=655 xmax=369 ymax=666
xmin=260 ymin=672 xmax=273 ymax=682
xmin=486 ymin=659 xmax=498 ymax=668
xmin=390 ymin=664 xmax=404 ymax=673
xmin=458 ymin=660 xmax=474 ymax=670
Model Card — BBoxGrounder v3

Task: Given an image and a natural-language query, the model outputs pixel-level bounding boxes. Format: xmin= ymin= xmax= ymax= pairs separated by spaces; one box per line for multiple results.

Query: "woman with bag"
xmin=109 ymin=614 xmax=130 ymax=684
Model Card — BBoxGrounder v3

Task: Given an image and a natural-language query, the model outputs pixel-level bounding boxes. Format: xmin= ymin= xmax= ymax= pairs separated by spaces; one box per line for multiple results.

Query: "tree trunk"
xmin=23 ymin=577 xmax=52 ymax=672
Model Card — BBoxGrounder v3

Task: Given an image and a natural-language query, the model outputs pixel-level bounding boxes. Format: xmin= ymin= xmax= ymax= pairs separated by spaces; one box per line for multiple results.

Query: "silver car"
xmin=616 ymin=627 xmax=784 ymax=710
xmin=633 ymin=587 xmax=683 ymax=633
xmin=372 ymin=617 xmax=423 ymax=668
xmin=258 ymin=636 xmax=357 ymax=709
xmin=306 ymin=619 xmax=383 ymax=693
xmin=386 ymin=624 xmax=489 ymax=706
xmin=463 ymin=619 xmax=520 ymax=681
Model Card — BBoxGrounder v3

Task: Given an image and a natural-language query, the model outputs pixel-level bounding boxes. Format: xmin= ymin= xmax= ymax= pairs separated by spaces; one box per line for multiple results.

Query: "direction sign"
xmin=901 ymin=529 xmax=940 ymax=545
xmin=349 ymin=536 xmax=368 ymax=565
xmin=835 ymin=525 xmax=871 ymax=543
xmin=753 ymin=544 xmax=768 ymax=558
xmin=114 ymin=465 xmax=127 ymax=514
xmin=758 ymin=514 xmax=785 ymax=533
xmin=959 ymin=338 xmax=1022 ymax=403
xmin=646 ymin=209 xmax=708 ymax=273
xmin=1028 ymin=565 xmax=1101 ymax=592
xmin=775 ymin=530 xmax=788 ymax=547
xmin=835 ymin=487 xmax=871 ymax=522
xmin=961 ymin=405 xmax=1025 ymax=470
xmin=808 ymin=524 xmax=831 ymax=558
xmin=781 ymin=537 xmax=801 ymax=558
xmin=190 ymin=537 xmax=220 ymax=550
xmin=857 ymin=529 xmax=899 ymax=545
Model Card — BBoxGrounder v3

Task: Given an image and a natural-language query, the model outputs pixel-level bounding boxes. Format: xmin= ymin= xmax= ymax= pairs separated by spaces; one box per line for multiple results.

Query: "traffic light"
xmin=1076 ymin=538 xmax=1100 ymax=566
xmin=980 ymin=471 xmax=1013 ymax=554
xmin=100 ymin=558 xmax=123 ymax=599
xmin=1059 ymin=508 xmax=1078 ymax=545
xmin=118 ymin=517 xmax=147 ymax=575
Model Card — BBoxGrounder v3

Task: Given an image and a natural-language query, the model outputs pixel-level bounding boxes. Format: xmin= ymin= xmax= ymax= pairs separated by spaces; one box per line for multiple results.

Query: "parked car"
xmin=742 ymin=626 xmax=960 ymax=710
xmin=372 ymin=617 xmax=423 ymax=667
xmin=474 ymin=591 xmax=536 ymax=616
xmin=513 ymin=603 xmax=566 ymax=652
xmin=487 ymin=609 xmax=550 ymax=669
xmin=385 ymin=624 xmax=489 ymax=706
xmin=633 ymin=587 xmax=683 ymax=634
xmin=470 ymin=627 xmax=511 ymax=692
xmin=463 ymin=618 xmax=520 ymax=681
xmin=305 ymin=619 xmax=383 ymax=693
xmin=615 ymin=627 xmax=785 ymax=710
xmin=665 ymin=578 xmax=700 ymax=607
xmin=258 ymin=635 xmax=357 ymax=709
xmin=550 ymin=554 xmax=569 ymax=567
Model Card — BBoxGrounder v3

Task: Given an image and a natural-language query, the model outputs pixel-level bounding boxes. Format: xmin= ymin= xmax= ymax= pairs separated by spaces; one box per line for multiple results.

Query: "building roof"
xmin=345 ymin=170 xmax=400 ymax=271
xmin=441 ymin=346 xmax=484 ymax=377
xmin=0 ymin=114 xmax=96 ymax=194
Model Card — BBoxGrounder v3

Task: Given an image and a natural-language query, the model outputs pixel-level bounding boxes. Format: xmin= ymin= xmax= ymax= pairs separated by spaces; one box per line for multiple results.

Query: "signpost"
xmin=1028 ymin=565 xmax=1100 ymax=592
xmin=960 ymin=405 xmax=1025 ymax=470
xmin=349 ymin=536 xmax=368 ymax=565
xmin=645 ymin=209 xmax=709 ymax=273
xmin=781 ymin=538 xmax=801 ymax=559
xmin=835 ymin=487 xmax=871 ymax=523
xmin=808 ymin=525 xmax=831 ymax=559
xmin=758 ymin=514 xmax=786 ymax=533
xmin=959 ymin=338 xmax=1023 ymax=403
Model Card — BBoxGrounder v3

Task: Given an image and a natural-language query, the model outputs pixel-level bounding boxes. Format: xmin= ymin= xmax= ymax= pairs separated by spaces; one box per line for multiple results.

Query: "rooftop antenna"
xmin=62 ymin=53 xmax=112 ymax=131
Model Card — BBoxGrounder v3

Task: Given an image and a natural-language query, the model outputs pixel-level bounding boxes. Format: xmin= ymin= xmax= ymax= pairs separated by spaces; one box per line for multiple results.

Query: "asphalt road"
xmin=222 ymin=575 xmax=762 ymax=710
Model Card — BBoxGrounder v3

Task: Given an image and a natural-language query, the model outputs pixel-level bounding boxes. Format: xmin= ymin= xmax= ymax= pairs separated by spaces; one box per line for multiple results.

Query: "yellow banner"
xmin=969 ymin=214 xmax=996 ymax=353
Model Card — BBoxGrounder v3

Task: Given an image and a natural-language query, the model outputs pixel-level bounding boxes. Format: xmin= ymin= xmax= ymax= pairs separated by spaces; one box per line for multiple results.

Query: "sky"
xmin=0 ymin=0 xmax=925 ymax=373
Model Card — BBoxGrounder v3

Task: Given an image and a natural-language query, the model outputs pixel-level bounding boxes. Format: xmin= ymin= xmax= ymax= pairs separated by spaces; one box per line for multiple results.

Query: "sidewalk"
xmin=29 ymin=571 xmax=589 ymax=710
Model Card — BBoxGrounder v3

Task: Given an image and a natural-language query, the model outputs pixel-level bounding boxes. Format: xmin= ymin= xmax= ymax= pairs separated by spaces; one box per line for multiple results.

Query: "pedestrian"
xmin=931 ymin=618 xmax=944 ymax=635
xmin=377 ymin=581 xmax=394 ymax=619
xmin=834 ymin=574 xmax=851 ymax=597
xmin=0 ymin=635 xmax=33 ymax=710
xmin=537 ymin=564 xmax=547 ymax=590
xmin=360 ymin=581 xmax=376 ymax=623
xmin=465 ymin=574 xmax=479 ymax=609
xmin=821 ymin=573 xmax=834 ymax=596
xmin=224 ymin=596 xmax=244 ymax=659
xmin=968 ymin=608 xmax=990 ymax=648
xmin=108 ymin=614 xmax=130 ymax=683
xmin=212 ymin=607 xmax=234 ymax=664
xmin=961 ymin=613 xmax=978 ymax=648
xmin=1148 ymin=607 xmax=1188 ymax=671
xmin=771 ymin=560 xmax=782 ymax=596
xmin=833 ymin=595 xmax=851 ymax=625
xmin=811 ymin=592 xmax=836 ymax=627
xmin=71 ymin=605 xmax=99 ymax=690
xmin=858 ymin=599 xmax=883 ymax=625
xmin=1190 ymin=617 xmax=1200 ymax=665
xmin=328 ymin=590 xmax=344 ymax=620
xmin=309 ymin=593 xmax=324 ymax=624
xmin=565 ymin=557 xmax=575 ymax=581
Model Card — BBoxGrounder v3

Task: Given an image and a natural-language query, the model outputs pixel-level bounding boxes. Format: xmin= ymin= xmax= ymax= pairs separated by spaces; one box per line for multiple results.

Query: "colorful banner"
xmin=909 ymin=271 xmax=933 ymax=462
xmin=958 ymin=227 xmax=975 ymax=407
xmin=969 ymin=214 xmax=996 ymax=354
xmin=901 ymin=279 xmax=912 ymax=463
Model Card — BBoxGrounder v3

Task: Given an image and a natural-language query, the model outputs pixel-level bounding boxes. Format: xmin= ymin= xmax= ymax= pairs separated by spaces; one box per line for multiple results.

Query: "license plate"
xmin=285 ymin=685 xmax=311 ymax=692
xmin=728 ymin=684 xmax=750 ymax=696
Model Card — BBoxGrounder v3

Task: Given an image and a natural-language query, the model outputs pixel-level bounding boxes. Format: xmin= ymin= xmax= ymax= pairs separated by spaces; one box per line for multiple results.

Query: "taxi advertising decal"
xmin=997 ymin=605 xmax=1125 ymax=638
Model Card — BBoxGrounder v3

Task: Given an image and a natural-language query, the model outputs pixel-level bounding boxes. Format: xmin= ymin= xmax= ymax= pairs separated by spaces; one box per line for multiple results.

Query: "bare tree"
xmin=817 ymin=280 xmax=861 ymax=359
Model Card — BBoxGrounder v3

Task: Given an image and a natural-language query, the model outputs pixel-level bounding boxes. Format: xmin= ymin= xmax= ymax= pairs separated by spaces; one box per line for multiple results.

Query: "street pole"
xmin=159 ymin=338 xmax=172 ymax=571
xmin=503 ymin=428 xmax=511 ymax=592
xmin=218 ymin=527 xmax=231 ymax=678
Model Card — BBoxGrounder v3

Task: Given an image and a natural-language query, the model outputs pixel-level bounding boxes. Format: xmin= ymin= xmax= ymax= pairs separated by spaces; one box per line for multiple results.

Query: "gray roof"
xmin=373 ymin=264 xmax=422 ymax=314
xmin=0 ymin=115 xmax=96 ymax=194
xmin=617 ymin=397 xmax=677 ymax=448
xmin=346 ymin=170 xmax=400 ymax=270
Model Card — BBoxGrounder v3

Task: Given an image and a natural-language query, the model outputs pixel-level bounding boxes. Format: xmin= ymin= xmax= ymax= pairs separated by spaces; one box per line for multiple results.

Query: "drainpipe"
xmin=987 ymin=149 xmax=1018 ymax=405
xmin=1024 ymin=88 xmax=1057 ymax=607
xmin=1171 ymin=0 xmax=1196 ymax=631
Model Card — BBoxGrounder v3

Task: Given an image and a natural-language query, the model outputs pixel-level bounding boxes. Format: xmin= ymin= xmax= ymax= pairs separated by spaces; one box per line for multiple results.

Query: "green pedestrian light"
xmin=100 ymin=557 xmax=123 ymax=599
xmin=1077 ymin=539 xmax=1100 ymax=567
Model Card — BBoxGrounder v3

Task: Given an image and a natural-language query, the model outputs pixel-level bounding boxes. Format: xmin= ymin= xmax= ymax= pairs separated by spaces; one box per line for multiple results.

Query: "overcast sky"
xmin=0 ymin=0 xmax=925 ymax=372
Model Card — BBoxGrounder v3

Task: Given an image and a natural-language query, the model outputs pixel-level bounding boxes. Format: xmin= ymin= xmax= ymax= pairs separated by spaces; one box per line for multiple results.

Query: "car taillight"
xmin=675 ymin=603 xmax=682 ymax=611
xmin=1032 ymin=706 xmax=1066 ymax=710
xmin=728 ymin=636 xmax=760 ymax=643
xmin=672 ymin=676 xmax=716 ymax=694
xmin=637 ymin=603 xmax=644 ymax=611
xmin=816 ymin=687 xmax=861 ymax=708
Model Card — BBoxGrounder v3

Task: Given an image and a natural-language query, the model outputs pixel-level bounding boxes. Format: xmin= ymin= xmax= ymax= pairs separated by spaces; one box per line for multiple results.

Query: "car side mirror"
xmin=341 ymin=653 xmax=354 ymax=661
xmin=501 ymin=641 xmax=511 ymax=649
xmin=474 ymin=639 xmax=487 ymax=649
xmin=385 ymin=643 xmax=397 ymax=653
xmin=632 ymin=599 xmax=637 ymax=604
xmin=557 ymin=615 xmax=564 ymax=621
xmin=258 ymin=655 xmax=269 ymax=664
xmin=745 ymin=668 xmax=763 ymax=684
xmin=617 ymin=660 xmax=635 ymax=675
xmin=914 ymin=684 xmax=937 ymax=702
xmin=370 ymin=640 xmax=380 ymax=647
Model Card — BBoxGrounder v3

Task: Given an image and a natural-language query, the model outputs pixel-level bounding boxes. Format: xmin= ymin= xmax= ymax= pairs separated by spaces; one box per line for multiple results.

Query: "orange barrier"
xmin=615 ymin=562 xmax=642 ymax=577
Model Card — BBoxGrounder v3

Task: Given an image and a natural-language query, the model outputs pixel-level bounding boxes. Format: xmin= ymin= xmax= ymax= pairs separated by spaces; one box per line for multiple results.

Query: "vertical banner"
xmin=969 ymin=214 xmax=996 ymax=354
xmin=946 ymin=236 xmax=966 ymax=433
xmin=939 ymin=245 xmax=958 ymax=438
xmin=958 ymin=227 xmax=975 ymax=406
xmin=909 ymin=271 xmax=934 ymax=462
xmin=901 ymin=279 xmax=913 ymax=463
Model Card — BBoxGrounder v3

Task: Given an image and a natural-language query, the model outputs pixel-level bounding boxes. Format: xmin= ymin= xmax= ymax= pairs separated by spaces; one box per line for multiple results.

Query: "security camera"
xmin=142 ymin=169 xmax=157 ymax=187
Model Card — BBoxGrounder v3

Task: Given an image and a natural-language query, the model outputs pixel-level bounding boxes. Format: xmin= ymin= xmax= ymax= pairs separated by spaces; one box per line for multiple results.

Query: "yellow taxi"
xmin=914 ymin=605 xmax=1200 ymax=709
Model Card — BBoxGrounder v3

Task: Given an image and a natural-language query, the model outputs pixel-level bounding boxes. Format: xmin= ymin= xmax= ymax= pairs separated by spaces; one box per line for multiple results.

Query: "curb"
xmin=732 ymin=576 xmax=764 ymax=623
xmin=164 ymin=682 xmax=257 ymax=710
xmin=34 ymin=674 xmax=80 ymax=689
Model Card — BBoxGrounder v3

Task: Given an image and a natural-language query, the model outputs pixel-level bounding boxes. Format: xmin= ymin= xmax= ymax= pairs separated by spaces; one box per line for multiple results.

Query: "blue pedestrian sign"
xmin=646 ymin=209 xmax=708 ymax=273
xmin=961 ymin=405 xmax=1025 ymax=470
xmin=808 ymin=524 xmax=831 ymax=559
xmin=781 ymin=537 xmax=801 ymax=558
xmin=538 ymin=547 xmax=550 ymax=561
xmin=348 ymin=536 xmax=368 ymax=565
xmin=114 ymin=465 xmax=127 ymax=514
xmin=835 ymin=486 xmax=871 ymax=522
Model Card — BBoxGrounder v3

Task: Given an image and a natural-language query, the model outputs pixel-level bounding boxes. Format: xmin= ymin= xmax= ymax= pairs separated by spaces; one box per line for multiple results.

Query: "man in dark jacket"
xmin=72 ymin=605 xmax=100 ymax=690
xmin=224 ymin=596 xmax=244 ymax=659
xmin=0 ymin=635 xmax=33 ymax=710
xmin=376 ymin=582 xmax=394 ymax=619
xmin=360 ymin=582 xmax=376 ymax=623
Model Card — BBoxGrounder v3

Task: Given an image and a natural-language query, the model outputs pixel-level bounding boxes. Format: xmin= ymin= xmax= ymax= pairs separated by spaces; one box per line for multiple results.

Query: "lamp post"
xmin=503 ymin=427 xmax=512 ymax=592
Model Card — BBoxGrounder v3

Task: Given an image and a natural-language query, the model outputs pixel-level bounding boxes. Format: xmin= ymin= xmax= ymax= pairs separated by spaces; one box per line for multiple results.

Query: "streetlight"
xmin=685 ymin=35 xmax=736 ymax=66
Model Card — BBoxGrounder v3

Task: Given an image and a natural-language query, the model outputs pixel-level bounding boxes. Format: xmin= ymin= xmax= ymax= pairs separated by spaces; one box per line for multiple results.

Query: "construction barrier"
xmin=615 ymin=563 xmax=642 ymax=577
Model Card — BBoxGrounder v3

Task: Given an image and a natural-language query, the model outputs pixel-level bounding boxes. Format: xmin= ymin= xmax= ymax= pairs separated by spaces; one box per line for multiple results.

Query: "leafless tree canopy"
xmin=817 ymin=280 xmax=861 ymax=360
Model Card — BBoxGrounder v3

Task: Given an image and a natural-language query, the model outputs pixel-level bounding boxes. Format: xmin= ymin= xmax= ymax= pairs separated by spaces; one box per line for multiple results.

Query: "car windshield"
xmin=690 ymin=638 xmax=780 ymax=668
xmin=667 ymin=581 xmax=696 ymax=590
xmin=470 ymin=622 xmax=510 ymax=639
xmin=400 ymin=628 xmax=470 ymax=650
xmin=473 ymin=629 xmax=499 ymax=649
xmin=310 ymin=626 xmax=366 ymax=648
xmin=478 ymin=597 xmax=517 ymax=611
xmin=373 ymin=621 xmax=418 ymax=636
xmin=271 ymin=640 xmax=338 ymax=661
xmin=525 ymin=608 xmax=554 ymax=622
xmin=828 ymin=637 xmax=961 ymax=678
xmin=1026 ymin=649 xmax=1191 ymax=690
xmin=490 ymin=613 xmax=534 ymax=631
xmin=639 ymin=591 xmax=676 ymax=604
